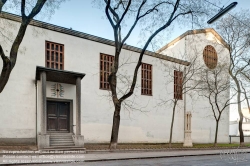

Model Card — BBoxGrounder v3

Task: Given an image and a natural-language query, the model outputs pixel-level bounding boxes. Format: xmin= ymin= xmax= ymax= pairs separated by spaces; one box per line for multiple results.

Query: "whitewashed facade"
xmin=0 ymin=13 xmax=230 ymax=148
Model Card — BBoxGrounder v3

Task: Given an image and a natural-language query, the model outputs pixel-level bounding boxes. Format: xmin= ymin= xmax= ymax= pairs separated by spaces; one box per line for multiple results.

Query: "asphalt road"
xmin=16 ymin=154 xmax=250 ymax=166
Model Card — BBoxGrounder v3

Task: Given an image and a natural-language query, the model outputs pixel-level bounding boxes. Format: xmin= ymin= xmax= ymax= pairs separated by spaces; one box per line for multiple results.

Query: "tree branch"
xmin=27 ymin=0 xmax=47 ymax=19
xmin=21 ymin=0 xmax=26 ymax=17
xmin=0 ymin=44 xmax=6 ymax=61
xmin=240 ymin=80 xmax=250 ymax=113
xmin=0 ymin=0 xmax=48 ymax=93
xmin=10 ymin=0 xmax=47 ymax=68
xmin=104 ymin=0 xmax=115 ymax=28
xmin=119 ymin=0 xmax=194 ymax=102
xmin=116 ymin=0 xmax=131 ymax=27
xmin=121 ymin=0 xmax=146 ymax=45
xmin=0 ymin=0 xmax=7 ymax=12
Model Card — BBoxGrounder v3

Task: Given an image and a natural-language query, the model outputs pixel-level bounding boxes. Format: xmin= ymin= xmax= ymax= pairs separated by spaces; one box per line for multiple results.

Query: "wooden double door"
xmin=47 ymin=101 xmax=70 ymax=132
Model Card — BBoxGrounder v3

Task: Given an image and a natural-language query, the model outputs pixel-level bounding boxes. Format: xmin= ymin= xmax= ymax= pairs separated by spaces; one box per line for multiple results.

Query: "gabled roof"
xmin=156 ymin=28 xmax=230 ymax=53
xmin=0 ymin=12 xmax=190 ymax=66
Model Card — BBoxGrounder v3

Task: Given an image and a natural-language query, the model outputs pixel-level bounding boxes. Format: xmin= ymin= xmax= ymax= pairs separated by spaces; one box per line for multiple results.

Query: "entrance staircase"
xmin=50 ymin=133 xmax=75 ymax=147
xmin=42 ymin=133 xmax=85 ymax=152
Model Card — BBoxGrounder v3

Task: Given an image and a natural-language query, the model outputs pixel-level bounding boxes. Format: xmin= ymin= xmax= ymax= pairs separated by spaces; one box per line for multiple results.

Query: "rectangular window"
xmin=141 ymin=63 xmax=152 ymax=95
xmin=174 ymin=70 xmax=183 ymax=100
xmin=100 ymin=53 xmax=114 ymax=90
xmin=46 ymin=41 xmax=64 ymax=70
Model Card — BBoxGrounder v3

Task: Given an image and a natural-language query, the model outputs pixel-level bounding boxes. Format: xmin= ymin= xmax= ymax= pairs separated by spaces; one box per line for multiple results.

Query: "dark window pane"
xmin=47 ymin=51 xmax=50 ymax=60
xmin=51 ymin=52 xmax=54 ymax=61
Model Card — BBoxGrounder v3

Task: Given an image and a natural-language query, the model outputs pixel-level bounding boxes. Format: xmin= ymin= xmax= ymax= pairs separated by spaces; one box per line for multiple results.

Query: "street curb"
xmin=5 ymin=149 xmax=250 ymax=165
xmin=84 ymin=153 xmax=222 ymax=162
xmin=1 ymin=147 xmax=249 ymax=155
xmin=0 ymin=152 xmax=225 ymax=165
xmin=84 ymin=150 xmax=250 ymax=162
xmin=85 ymin=147 xmax=250 ymax=154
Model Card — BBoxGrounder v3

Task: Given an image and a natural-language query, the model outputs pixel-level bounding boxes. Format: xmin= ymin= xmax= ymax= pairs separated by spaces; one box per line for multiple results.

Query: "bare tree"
xmin=98 ymin=0 xmax=214 ymax=149
xmin=216 ymin=11 xmax=250 ymax=145
xmin=197 ymin=63 xmax=233 ymax=146
xmin=0 ymin=0 xmax=65 ymax=93
xmin=157 ymin=50 xmax=202 ymax=147
xmin=0 ymin=1 xmax=7 ymax=12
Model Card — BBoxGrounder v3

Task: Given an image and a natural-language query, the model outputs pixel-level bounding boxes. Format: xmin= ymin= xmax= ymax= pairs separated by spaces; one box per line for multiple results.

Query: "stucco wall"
xmin=0 ymin=17 xmax=230 ymax=144
xmin=158 ymin=32 xmax=230 ymax=143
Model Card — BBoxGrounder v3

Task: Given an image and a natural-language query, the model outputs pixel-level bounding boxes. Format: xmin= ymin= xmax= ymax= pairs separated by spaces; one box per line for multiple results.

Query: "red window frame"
xmin=174 ymin=70 xmax=183 ymax=100
xmin=46 ymin=41 xmax=64 ymax=70
xmin=141 ymin=63 xmax=152 ymax=95
xmin=203 ymin=45 xmax=218 ymax=69
xmin=100 ymin=53 xmax=114 ymax=90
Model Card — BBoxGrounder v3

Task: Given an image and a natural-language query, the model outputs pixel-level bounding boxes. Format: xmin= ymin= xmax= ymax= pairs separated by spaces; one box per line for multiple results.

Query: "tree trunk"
xmin=239 ymin=116 xmax=244 ymax=146
xmin=214 ymin=120 xmax=219 ymax=147
xmin=0 ymin=61 xmax=12 ymax=93
xmin=236 ymin=82 xmax=244 ymax=145
xmin=109 ymin=103 xmax=121 ymax=150
xmin=230 ymin=74 xmax=244 ymax=145
xmin=169 ymin=101 xmax=177 ymax=148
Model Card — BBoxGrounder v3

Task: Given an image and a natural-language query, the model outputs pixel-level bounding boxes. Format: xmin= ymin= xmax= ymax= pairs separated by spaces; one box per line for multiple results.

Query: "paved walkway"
xmin=1 ymin=148 xmax=250 ymax=165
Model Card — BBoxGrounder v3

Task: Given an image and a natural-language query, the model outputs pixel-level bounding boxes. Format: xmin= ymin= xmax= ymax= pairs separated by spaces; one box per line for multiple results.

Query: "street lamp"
xmin=207 ymin=2 xmax=238 ymax=24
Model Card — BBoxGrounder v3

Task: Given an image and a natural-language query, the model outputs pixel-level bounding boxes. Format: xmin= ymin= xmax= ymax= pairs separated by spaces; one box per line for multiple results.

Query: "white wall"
xmin=230 ymin=123 xmax=238 ymax=136
xmin=159 ymin=31 xmax=230 ymax=143
xmin=0 ymin=18 xmax=229 ymax=144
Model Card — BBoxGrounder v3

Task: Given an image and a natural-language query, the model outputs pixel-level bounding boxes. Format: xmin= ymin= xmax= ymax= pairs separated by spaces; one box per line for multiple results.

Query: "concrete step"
xmin=50 ymin=140 xmax=74 ymax=144
xmin=51 ymin=136 xmax=72 ymax=137
xmin=50 ymin=137 xmax=73 ymax=139
xmin=51 ymin=141 xmax=74 ymax=143
xmin=50 ymin=143 xmax=75 ymax=147
xmin=50 ymin=141 xmax=74 ymax=144
xmin=50 ymin=134 xmax=73 ymax=136
xmin=49 ymin=132 xmax=73 ymax=135
xmin=50 ymin=138 xmax=73 ymax=141
xmin=44 ymin=146 xmax=84 ymax=149
xmin=50 ymin=141 xmax=73 ymax=143
xmin=50 ymin=135 xmax=73 ymax=137
xmin=50 ymin=139 xmax=73 ymax=141
xmin=49 ymin=133 xmax=75 ymax=147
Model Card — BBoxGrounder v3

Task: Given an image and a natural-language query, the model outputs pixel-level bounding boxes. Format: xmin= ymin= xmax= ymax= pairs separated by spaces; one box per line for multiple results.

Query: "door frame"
xmin=46 ymin=98 xmax=73 ymax=133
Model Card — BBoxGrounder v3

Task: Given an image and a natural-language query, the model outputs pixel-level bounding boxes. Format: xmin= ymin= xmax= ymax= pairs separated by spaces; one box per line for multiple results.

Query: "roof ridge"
xmin=0 ymin=12 xmax=190 ymax=66
xmin=156 ymin=28 xmax=229 ymax=53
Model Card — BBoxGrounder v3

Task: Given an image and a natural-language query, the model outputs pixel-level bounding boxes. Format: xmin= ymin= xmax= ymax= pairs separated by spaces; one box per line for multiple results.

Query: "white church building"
xmin=0 ymin=12 xmax=230 ymax=149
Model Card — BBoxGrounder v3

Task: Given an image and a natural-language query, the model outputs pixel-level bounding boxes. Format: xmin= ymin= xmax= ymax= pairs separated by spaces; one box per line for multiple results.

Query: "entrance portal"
xmin=47 ymin=101 xmax=70 ymax=132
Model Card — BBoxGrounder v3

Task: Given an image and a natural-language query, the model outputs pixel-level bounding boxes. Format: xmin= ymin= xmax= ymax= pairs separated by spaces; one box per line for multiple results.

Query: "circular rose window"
xmin=203 ymin=45 xmax=218 ymax=69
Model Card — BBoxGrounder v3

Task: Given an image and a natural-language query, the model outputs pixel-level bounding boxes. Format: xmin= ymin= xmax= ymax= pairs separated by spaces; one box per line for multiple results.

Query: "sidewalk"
xmin=83 ymin=148 xmax=250 ymax=161
xmin=84 ymin=143 xmax=250 ymax=153
xmin=1 ymin=148 xmax=250 ymax=164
